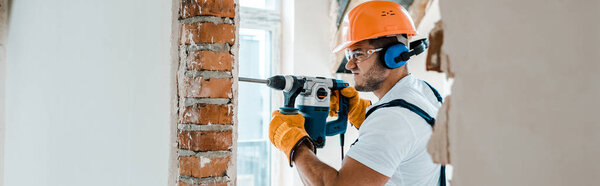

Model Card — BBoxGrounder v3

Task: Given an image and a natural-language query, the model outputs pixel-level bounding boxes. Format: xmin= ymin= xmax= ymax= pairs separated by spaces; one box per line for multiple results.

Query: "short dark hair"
xmin=367 ymin=34 xmax=407 ymax=48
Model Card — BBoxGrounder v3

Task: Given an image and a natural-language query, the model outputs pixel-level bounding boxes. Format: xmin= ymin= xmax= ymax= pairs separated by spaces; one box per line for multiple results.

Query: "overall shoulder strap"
xmin=365 ymin=99 xmax=435 ymax=127
xmin=423 ymin=80 xmax=443 ymax=103
xmin=365 ymin=80 xmax=442 ymax=121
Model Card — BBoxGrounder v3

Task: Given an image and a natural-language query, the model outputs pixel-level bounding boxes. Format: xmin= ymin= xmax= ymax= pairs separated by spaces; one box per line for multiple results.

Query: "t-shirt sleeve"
xmin=346 ymin=108 xmax=417 ymax=177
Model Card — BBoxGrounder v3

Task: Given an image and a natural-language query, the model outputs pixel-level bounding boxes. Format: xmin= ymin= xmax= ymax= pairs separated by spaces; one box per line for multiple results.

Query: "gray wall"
xmin=4 ymin=0 xmax=172 ymax=185
xmin=0 ymin=0 xmax=7 ymax=184
xmin=441 ymin=0 xmax=600 ymax=185
xmin=1 ymin=0 xmax=9 ymax=185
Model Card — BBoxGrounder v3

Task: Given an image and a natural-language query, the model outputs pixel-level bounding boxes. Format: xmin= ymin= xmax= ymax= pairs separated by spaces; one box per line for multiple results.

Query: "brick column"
xmin=176 ymin=0 xmax=238 ymax=185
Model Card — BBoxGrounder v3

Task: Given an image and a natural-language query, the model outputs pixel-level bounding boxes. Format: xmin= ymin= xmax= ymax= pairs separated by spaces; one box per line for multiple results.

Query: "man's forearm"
xmin=294 ymin=143 xmax=340 ymax=186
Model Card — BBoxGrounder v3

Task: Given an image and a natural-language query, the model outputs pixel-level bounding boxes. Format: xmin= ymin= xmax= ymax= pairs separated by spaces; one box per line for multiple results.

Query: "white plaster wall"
xmin=0 ymin=46 xmax=5 ymax=186
xmin=4 ymin=0 xmax=172 ymax=186
xmin=1 ymin=1 xmax=9 ymax=185
xmin=289 ymin=0 xmax=346 ymax=170
xmin=441 ymin=0 xmax=600 ymax=185
xmin=0 ymin=24 xmax=5 ymax=186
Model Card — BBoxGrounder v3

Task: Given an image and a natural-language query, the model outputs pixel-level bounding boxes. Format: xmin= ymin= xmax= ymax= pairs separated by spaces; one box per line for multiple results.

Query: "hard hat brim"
xmin=332 ymin=30 xmax=417 ymax=53
xmin=332 ymin=41 xmax=356 ymax=53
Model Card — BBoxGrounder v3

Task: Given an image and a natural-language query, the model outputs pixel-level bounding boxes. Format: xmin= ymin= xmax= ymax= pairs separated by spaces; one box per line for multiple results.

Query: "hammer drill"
xmin=239 ymin=75 xmax=350 ymax=151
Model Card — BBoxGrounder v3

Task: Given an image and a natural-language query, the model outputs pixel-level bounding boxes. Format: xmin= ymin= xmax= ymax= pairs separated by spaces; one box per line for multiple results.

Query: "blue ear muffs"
xmin=382 ymin=43 xmax=410 ymax=69
xmin=380 ymin=38 xmax=430 ymax=69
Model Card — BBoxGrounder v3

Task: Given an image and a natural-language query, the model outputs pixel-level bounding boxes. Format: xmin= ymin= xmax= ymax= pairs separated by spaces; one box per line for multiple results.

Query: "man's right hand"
xmin=269 ymin=110 xmax=315 ymax=167
xmin=329 ymin=86 xmax=371 ymax=129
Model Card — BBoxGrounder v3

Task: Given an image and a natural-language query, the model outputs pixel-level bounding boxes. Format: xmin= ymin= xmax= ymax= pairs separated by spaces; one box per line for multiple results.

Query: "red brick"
xmin=179 ymin=181 xmax=228 ymax=186
xmin=187 ymin=51 xmax=233 ymax=71
xmin=180 ymin=77 xmax=232 ymax=98
xmin=180 ymin=156 xmax=230 ymax=178
xmin=181 ymin=22 xmax=235 ymax=45
xmin=180 ymin=104 xmax=233 ymax=125
xmin=178 ymin=131 xmax=232 ymax=151
xmin=180 ymin=0 xmax=235 ymax=19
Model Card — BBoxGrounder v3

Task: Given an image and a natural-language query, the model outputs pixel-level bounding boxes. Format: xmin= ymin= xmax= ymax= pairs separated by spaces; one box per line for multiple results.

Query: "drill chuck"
xmin=266 ymin=75 xmax=287 ymax=90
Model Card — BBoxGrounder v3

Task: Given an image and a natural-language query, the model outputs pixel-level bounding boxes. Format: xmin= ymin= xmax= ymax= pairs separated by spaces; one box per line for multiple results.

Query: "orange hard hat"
xmin=333 ymin=1 xmax=417 ymax=52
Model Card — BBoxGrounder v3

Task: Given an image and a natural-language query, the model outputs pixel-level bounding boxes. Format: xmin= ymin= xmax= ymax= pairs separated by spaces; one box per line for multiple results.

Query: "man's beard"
xmin=355 ymin=61 xmax=387 ymax=92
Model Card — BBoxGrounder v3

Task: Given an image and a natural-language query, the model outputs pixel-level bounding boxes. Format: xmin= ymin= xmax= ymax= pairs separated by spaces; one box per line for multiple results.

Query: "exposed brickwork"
xmin=180 ymin=104 xmax=233 ymax=125
xmin=187 ymin=51 xmax=233 ymax=71
xmin=180 ymin=77 xmax=233 ymax=98
xmin=180 ymin=156 xmax=231 ymax=178
xmin=181 ymin=22 xmax=235 ymax=45
xmin=180 ymin=0 xmax=235 ymax=19
xmin=176 ymin=0 xmax=237 ymax=184
xmin=178 ymin=130 xmax=233 ymax=151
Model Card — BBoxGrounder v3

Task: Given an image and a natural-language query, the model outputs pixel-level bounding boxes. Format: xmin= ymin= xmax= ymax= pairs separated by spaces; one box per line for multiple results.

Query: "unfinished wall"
xmin=441 ymin=0 xmax=600 ymax=185
xmin=175 ymin=0 xmax=239 ymax=185
xmin=4 ymin=0 xmax=171 ymax=185
xmin=0 ymin=0 xmax=7 ymax=185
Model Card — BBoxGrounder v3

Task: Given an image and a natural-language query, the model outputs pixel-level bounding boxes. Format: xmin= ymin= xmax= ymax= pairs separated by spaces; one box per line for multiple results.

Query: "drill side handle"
xmin=326 ymin=79 xmax=350 ymax=136
xmin=326 ymin=95 xmax=349 ymax=136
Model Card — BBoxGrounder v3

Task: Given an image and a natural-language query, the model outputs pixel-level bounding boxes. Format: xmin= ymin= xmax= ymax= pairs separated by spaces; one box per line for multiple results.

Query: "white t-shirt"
xmin=346 ymin=74 xmax=442 ymax=186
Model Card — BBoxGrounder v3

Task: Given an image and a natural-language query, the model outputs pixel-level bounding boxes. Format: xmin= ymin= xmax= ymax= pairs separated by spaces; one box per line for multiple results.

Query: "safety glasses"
xmin=344 ymin=48 xmax=383 ymax=63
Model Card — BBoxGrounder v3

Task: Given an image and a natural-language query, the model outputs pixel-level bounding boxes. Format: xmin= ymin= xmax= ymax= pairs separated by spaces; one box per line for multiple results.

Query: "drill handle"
xmin=325 ymin=92 xmax=350 ymax=136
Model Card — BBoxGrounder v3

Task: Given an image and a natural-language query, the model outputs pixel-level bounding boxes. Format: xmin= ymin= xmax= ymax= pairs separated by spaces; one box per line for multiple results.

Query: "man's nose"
xmin=345 ymin=59 xmax=357 ymax=71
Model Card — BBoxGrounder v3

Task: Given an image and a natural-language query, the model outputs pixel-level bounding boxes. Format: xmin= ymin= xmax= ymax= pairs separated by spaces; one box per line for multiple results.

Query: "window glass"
xmin=240 ymin=0 xmax=277 ymax=10
xmin=237 ymin=28 xmax=272 ymax=186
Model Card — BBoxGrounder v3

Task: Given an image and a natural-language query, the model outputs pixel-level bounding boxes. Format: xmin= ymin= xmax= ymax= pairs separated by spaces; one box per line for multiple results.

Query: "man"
xmin=268 ymin=1 xmax=443 ymax=185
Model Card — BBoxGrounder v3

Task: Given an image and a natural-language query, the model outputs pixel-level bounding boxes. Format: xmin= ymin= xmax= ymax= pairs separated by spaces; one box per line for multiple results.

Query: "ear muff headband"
xmin=381 ymin=38 xmax=430 ymax=69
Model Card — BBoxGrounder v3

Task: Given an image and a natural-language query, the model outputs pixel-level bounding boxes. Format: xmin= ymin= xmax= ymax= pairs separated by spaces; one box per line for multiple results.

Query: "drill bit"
xmin=239 ymin=76 xmax=287 ymax=90
xmin=239 ymin=77 xmax=269 ymax=84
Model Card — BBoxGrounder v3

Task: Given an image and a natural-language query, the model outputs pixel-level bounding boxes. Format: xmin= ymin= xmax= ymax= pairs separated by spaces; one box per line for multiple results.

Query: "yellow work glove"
xmin=269 ymin=110 xmax=316 ymax=167
xmin=329 ymin=87 xmax=371 ymax=129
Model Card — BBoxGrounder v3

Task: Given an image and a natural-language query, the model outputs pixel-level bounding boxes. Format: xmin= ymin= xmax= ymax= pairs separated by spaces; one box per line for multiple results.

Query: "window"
xmin=237 ymin=1 xmax=280 ymax=186
xmin=240 ymin=0 xmax=278 ymax=10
